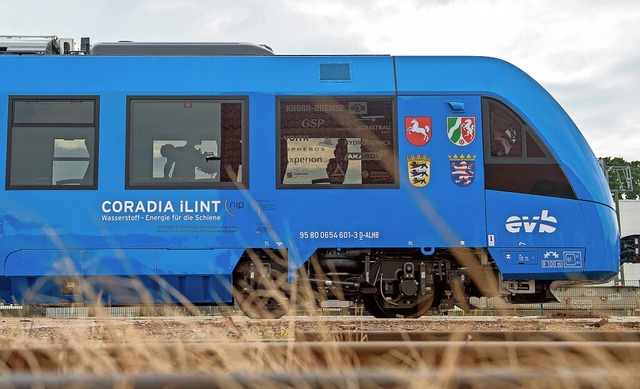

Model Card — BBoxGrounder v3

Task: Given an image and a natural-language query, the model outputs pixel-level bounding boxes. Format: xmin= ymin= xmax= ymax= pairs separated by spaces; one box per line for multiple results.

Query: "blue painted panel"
xmin=579 ymin=201 xmax=619 ymax=280
xmin=486 ymin=190 xmax=585 ymax=249
xmin=81 ymin=249 xmax=156 ymax=275
xmin=396 ymin=95 xmax=486 ymax=248
xmin=6 ymin=250 xmax=82 ymax=276
xmin=395 ymin=56 xmax=613 ymax=209
xmin=156 ymin=249 xmax=241 ymax=274
xmin=486 ymin=190 xmax=617 ymax=281
xmin=486 ymin=190 xmax=586 ymax=279
xmin=1 ymin=56 xmax=396 ymax=95
xmin=3 ymin=249 xmax=236 ymax=303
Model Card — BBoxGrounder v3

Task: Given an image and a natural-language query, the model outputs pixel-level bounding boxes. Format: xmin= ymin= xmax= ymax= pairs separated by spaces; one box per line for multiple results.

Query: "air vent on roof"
xmin=90 ymin=42 xmax=274 ymax=56
xmin=319 ymin=63 xmax=351 ymax=82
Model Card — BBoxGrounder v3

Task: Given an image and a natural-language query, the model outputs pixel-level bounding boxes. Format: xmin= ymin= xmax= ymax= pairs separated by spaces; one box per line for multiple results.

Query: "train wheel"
xmin=363 ymin=270 xmax=435 ymax=318
xmin=363 ymin=294 xmax=394 ymax=318
xmin=364 ymin=291 xmax=433 ymax=318
xmin=233 ymin=260 xmax=290 ymax=319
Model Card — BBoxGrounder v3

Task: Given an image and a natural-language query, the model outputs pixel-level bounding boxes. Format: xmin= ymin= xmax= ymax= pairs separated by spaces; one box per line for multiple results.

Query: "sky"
xmin=2 ymin=0 xmax=639 ymax=160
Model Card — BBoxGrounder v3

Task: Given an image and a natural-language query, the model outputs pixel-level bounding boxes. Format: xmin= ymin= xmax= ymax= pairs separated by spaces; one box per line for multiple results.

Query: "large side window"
xmin=483 ymin=97 xmax=575 ymax=199
xmin=7 ymin=97 xmax=98 ymax=189
xmin=127 ymin=97 xmax=246 ymax=189
xmin=277 ymin=97 xmax=397 ymax=188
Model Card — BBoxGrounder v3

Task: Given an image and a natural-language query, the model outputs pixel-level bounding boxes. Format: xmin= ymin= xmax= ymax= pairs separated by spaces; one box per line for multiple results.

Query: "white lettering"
xmin=101 ymin=200 xmax=176 ymax=213
xmin=505 ymin=210 xmax=557 ymax=234
xmin=134 ymin=201 xmax=145 ymax=213
xmin=505 ymin=216 xmax=521 ymax=233
xmin=522 ymin=218 xmax=536 ymax=233
xmin=180 ymin=200 xmax=220 ymax=213
xmin=538 ymin=210 xmax=557 ymax=233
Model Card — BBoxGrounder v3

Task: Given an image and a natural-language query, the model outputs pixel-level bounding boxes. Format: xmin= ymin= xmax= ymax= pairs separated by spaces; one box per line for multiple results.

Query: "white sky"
xmin=3 ymin=0 xmax=639 ymax=160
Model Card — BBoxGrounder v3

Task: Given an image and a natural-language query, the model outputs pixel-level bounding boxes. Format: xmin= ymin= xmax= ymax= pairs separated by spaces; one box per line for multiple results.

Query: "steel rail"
xmin=2 ymin=367 xmax=640 ymax=389
xmin=1 ymin=340 xmax=640 ymax=371
xmin=295 ymin=330 xmax=640 ymax=342
xmin=2 ymin=329 xmax=640 ymax=387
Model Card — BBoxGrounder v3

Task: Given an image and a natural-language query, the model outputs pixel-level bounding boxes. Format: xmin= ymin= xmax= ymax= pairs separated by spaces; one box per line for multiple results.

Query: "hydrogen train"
xmin=0 ymin=35 xmax=623 ymax=318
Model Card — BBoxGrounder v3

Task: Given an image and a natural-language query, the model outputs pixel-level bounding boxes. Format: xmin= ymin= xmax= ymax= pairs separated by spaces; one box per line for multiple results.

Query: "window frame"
xmin=125 ymin=96 xmax=249 ymax=190
xmin=276 ymin=95 xmax=399 ymax=189
xmin=6 ymin=95 xmax=100 ymax=190
xmin=482 ymin=96 xmax=576 ymax=199
xmin=482 ymin=97 xmax=555 ymax=165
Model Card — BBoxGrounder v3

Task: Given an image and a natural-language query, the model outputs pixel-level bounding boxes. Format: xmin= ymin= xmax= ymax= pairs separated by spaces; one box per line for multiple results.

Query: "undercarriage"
xmin=233 ymin=247 xmax=521 ymax=319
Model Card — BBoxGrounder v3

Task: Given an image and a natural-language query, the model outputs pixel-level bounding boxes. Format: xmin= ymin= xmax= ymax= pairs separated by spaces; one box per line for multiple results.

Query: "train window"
xmin=277 ymin=97 xmax=397 ymax=188
xmin=126 ymin=97 xmax=246 ymax=189
xmin=483 ymin=97 xmax=576 ymax=199
xmin=14 ymin=100 xmax=95 ymax=124
xmin=488 ymin=101 xmax=523 ymax=157
xmin=6 ymin=97 xmax=98 ymax=190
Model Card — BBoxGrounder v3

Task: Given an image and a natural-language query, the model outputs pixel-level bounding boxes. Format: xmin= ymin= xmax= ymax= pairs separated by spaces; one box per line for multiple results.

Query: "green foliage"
xmin=602 ymin=157 xmax=640 ymax=199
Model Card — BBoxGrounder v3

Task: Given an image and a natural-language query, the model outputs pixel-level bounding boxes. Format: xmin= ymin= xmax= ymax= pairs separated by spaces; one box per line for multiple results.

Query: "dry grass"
xmin=0 ymin=312 xmax=639 ymax=386
xmin=0 ymin=268 xmax=639 ymax=388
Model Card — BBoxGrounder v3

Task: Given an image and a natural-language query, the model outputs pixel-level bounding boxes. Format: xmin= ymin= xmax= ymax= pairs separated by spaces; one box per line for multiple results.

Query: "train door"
xmin=397 ymin=95 xmax=486 ymax=249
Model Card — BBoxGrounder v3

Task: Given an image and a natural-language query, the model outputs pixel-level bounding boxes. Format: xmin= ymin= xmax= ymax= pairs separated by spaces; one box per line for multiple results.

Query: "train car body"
xmin=0 ymin=37 xmax=619 ymax=317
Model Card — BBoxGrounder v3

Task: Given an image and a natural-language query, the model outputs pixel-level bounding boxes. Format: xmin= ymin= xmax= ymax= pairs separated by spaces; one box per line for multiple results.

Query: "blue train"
xmin=0 ymin=36 xmax=622 ymax=318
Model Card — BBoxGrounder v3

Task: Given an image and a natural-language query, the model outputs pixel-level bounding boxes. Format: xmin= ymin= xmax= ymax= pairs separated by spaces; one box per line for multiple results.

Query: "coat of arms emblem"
xmin=405 ymin=116 xmax=431 ymax=146
xmin=407 ymin=155 xmax=430 ymax=187
xmin=447 ymin=117 xmax=476 ymax=146
xmin=449 ymin=154 xmax=476 ymax=186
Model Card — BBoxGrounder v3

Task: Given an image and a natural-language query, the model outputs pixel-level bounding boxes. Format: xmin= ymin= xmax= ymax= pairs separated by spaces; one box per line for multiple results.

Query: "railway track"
xmin=1 ymin=330 xmax=639 ymax=388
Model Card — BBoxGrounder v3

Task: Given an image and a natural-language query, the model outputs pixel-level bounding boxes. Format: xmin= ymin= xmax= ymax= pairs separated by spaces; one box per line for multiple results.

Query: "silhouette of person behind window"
xmin=161 ymin=137 xmax=215 ymax=180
